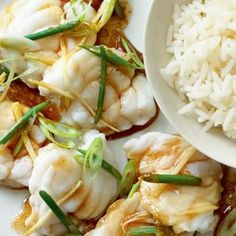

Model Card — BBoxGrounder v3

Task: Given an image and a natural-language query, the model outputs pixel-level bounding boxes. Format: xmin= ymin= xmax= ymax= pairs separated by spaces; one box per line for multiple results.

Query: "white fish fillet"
xmin=41 ymin=48 xmax=156 ymax=133
xmin=124 ymin=132 xmax=222 ymax=234
xmin=25 ymin=130 xmax=120 ymax=235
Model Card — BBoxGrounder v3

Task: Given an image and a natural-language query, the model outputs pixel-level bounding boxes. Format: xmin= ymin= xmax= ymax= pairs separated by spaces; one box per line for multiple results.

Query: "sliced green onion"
xmin=216 ymin=208 xmax=236 ymax=236
xmin=80 ymin=45 xmax=143 ymax=69
xmin=121 ymin=38 xmax=145 ymax=70
xmin=119 ymin=160 xmax=138 ymax=197
xmin=85 ymin=137 xmax=103 ymax=173
xmin=0 ymin=101 xmax=50 ymax=145
xmin=39 ymin=190 xmax=83 ymax=235
xmin=75 ymin=149 xmax=122 ymax=181
xmin=128 ymin=226 xmax=160 ymax=236
xmin=13 ymin=137 xmax=24 ymax=157
xmin=128 ymin=180 xmax=141 ymax=198
xmin=25 ymin=20 xmax=82 ymax=41
xmin=38 ymin=116 xmax=80 ymax=138
xmin=0 ymin=36 xmax=41 ymax=51
xmin=39 ymin=124 xmax=76 ymax=149
xmin=0 ymin=65 xmax=10 ymax=75
xmin=115 ymin=1 xmax=125 ymax=19
xmin=95 ymin=0 xmax=116 ymax=31
xmin=94 ymin=46 xmax=107 ymax=124
xmin=143 ymin=174 xmax=202 ymax=186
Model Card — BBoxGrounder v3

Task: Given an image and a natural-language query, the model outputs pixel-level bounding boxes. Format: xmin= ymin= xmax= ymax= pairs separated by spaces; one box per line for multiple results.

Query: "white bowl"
xmin=144 ymin=0 xmax=236 ymax=168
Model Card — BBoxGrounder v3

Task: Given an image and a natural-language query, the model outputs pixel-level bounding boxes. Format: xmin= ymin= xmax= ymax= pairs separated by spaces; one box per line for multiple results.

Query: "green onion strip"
xmin=94 ymin=46 xmax=107 ymax=124
xmin=128 ymin=226 xmax=161 ymax=236
xmin=74 ymin=148 xmax=122 ymax=181
xmin=25 ymin=20 xmax=82 ymax=41
xmin=81 ymin=45 xmax=143 ymax=70
xmin=143 ymin=174 xmax=202 ymax=186
xmin=38 ymin=116 xmax=80 ymax=149
xmin=0 ymin=101 xmax=51 ymax=145
xmin=121 ymin=37 xmax=145 ymax=70
xmin=119 ymin=159 xmax=138 ymax=197
xmin=39 ymin=190 xmax=83 ymax=235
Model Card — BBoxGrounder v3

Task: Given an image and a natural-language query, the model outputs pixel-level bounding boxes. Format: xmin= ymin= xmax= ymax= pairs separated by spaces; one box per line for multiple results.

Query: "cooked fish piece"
xmin=25 ymin=130 xmax=120 ymax=236
xmin=0 ymin=148 xmax=33 ymax=188
xmin=0 ymin=100 xmax=16 ymax=138
xmin=40 ymin=48 xmax=156 ymax=133
xmin=124 ymin=132 xmax=223 ymax=234
xmin=0 ymin=100 xmax=45 ymax=188
xmin=86 ymin=192 xmax=194 ymax=236
xmin=0 ymin=0 xmax=97 ymax=87
xmin=86 ymin=193 xmax=143 ymax=236
xmin=0 ymin=0 xmax=63 ymax=84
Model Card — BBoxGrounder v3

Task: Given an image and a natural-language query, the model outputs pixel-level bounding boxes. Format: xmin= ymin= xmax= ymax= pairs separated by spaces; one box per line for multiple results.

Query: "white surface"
xmin=0 ymin=0 xmax=175 ymax=235
xmin=144 ymin=0 xmax=236 ymax=168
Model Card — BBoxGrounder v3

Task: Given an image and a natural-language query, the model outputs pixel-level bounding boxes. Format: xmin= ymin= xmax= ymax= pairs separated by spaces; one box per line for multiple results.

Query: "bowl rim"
xmin=144 ymin=0 xmax=236 ymax=168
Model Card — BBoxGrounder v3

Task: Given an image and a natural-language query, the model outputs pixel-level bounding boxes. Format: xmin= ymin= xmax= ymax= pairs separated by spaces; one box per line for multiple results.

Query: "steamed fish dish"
xmin=0 ymin=0 xmax=157 ymax=135
xmin=161 ymin=0 xmax=236 ymax=139
xmin=0 ymin=0 xmax=235 ymax=236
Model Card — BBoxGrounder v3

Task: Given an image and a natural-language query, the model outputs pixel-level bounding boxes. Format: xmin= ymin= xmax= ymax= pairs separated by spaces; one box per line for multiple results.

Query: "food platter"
xmin=0 ymin=0 xmax=176 ymax=235
xmin=0 ymin=0 xmax=234 ymax=235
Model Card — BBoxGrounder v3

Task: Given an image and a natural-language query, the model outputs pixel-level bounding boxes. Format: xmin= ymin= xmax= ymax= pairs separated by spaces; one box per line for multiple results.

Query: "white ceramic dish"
xmin=144 ymin=0 xmax=236 ymax=168
xmin=0 ymin=0 xmax=175 ymax=235
xmin=0 ymin=1 xmax=213 ymax=235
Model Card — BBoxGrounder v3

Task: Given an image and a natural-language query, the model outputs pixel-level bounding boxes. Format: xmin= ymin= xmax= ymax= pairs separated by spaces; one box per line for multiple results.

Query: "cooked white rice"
xmin=161 ymin=0 xmax=236 ymax=138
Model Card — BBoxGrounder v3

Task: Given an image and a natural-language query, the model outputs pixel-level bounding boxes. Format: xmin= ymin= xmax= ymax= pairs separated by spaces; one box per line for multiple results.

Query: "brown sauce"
xmin=107 ymin=105 xmax=160 ymax=140
xmin=12 ymin=199 xmax=32 ymax=234
xmin=214 ymin=167 xmax=236 ymax=235
xmin=7 ymin=80 xmax=61 ymax=121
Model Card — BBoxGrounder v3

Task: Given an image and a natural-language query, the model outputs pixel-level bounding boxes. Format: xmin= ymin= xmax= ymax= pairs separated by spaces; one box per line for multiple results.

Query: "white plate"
xmin=144 ymin=0 xmax=236 ymax=168
xmin=0 ymin=0 xmax=175 ymax=235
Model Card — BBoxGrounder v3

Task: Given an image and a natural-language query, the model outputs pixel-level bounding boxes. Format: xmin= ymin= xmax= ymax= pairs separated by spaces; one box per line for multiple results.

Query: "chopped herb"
xmin=13 ymin=137 xmax=24 ymax=157
xmin=121 ymin=37 xmax=145 ymax=70
xmin=39 ymin=190 xmax=83 ymax=235
xmin=84 ymin=137 xmax=103 ymax=173
xmin=128 ymin=180 xmax=141 ymax=198
xmin=94 ymin=46 xmax=107 ymax=124
xmin=38 ymin=116 xmax=80 ymax=138
xmin=39 ymin=125 xmax=76 ymax=149
xmin=143 ymin=174 xmax=202 ymax=186
xmin=0 ymin=101 xmax=51 ymax=145
xmin=119 ymin=160 xmax=138 ymax=197
xmin=25 ymin=20 xmax=82 ymax=41
xmin=80 ymin=45 xmax=144 ymax=70
xmin=75 ymin=148 xmax=122 ymax=181
xmin=128 ymin=226 xmax=161 ymax=236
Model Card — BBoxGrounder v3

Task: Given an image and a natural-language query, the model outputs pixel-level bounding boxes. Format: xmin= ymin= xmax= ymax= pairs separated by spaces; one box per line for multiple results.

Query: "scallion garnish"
xmin=25 ymin=20 xmax=82 ymax=41
xmin=38 ymin=116 xmax=80 ymax=138
xmin=143 ymin=174 xmax=202 ymax=186
xmin=39 ymin=190 xmax=83 ymax=235
xmin=75 ymin=148 xmax=122 ymax=181
xmin=80 ymin=45 xmax=144 ymax=70
xmin=13 ymin=136 xmax=24 ymax=157
xmin=121 ymin=37 xmax=145 ymax=70
xmin=39 ymin=125 xmax=75 ymax=149
xmin=128 ymin=180 xmax=141 ymax=198
xmin=115 ymin=1 xmax=125 ymax=19
xmin=94 ymin=0 xmax=116 ymax=31
xmin=216 ymin=208 xmax=236 ymax=236
xmin=85 ymin=137 xmax=103 ymax=173
xmin=0 ymin=100 xmax=50 ymax=145
xmin=128 ymin=226 xmax=161 ymax=236
xmin=94 ymin=46 xmax=107 ymax=124
xmin=119 ymin=160 xmax=138 ymax=197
